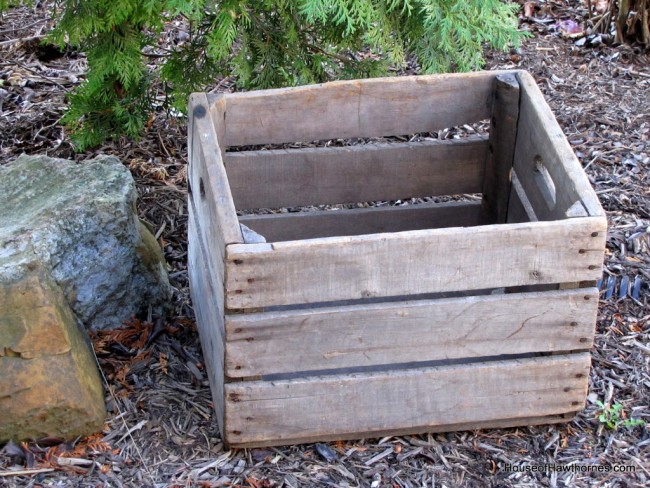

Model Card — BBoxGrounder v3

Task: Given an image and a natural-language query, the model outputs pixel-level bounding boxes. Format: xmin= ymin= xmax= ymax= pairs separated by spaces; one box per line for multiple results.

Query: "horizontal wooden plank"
xmin=225 ymin=218 xmax=607 ymax=309
xmin=223 ymin=353 xmax=591 ymax=446
xmin=224 ymin=137 xmax=487 ymax=209
xmin=513 ymin=71 xmax=604 ymax=219
xmin=238 ymin=201 xmax=482 ymax=242
xmin=224 ymin=288 xmax=598 ymax=377
xmin=219 ymin=72 xmax=503 ymax=146
xmin=223 ymin=413 xmax=578 ymax=448
xmin=187 ymin=203 xmax=226 ymax=435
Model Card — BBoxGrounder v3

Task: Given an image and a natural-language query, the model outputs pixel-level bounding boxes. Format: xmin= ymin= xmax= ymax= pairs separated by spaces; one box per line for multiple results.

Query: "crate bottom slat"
xmin=223 ymin=353 xmax=590 ymax=447
xmin=224 ymin=413 xmax=579 ymax=449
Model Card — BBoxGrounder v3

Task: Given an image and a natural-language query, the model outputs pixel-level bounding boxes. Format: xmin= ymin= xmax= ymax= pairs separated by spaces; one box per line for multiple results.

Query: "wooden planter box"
xmin=187 ymin=70 xmax=606 ymax=448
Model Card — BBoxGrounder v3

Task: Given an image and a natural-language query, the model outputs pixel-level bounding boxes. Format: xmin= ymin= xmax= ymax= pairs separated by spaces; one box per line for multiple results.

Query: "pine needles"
xmin=2 ymin=0 xmax=529 ymax=149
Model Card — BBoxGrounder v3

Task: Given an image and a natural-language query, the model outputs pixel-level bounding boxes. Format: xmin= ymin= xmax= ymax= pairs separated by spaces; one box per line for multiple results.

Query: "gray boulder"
xmin=0 ymin=154 xmax=170 ymax=330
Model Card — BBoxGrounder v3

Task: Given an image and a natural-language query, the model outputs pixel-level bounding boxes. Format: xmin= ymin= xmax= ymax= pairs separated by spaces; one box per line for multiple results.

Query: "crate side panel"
xmin=507 ymin=172 xmax=538 ymax=224
xmin=222 ymin=72 xmax=499 ymax=146
xmin=188 ymin=203 xmax=226 ymax=435
xmin=224 ymin=288 xmax=598 ymax=377
xmin=224 ymin=353 xmax=591 ymax=446
xmin=225 ymin=218 xmax=607 ymax=309
xmin=238 ymin=201 xmax=482 ymax=242
xmin=225 ymin=138 xmax=487 ymax=209
xmin=189 ymin=93 xmax=243 ymax=246
xmin=207 ymin=94 xmax=226 ymax=143
xmin=513 ymin=72 xmax=605 ymax=219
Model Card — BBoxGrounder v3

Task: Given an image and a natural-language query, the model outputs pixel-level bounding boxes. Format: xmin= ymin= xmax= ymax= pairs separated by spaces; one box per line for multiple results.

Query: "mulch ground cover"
xmin=1 ymin=1 xmax=648 ymax=486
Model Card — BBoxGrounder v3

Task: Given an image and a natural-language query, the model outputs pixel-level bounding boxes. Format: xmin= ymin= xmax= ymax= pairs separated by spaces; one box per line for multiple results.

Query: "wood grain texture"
xmin=481 ymin=74 xmax=520 ymax=224
xmin=188 ymin=93 xmax=243 ymax=246
xmin=223 ymin=412 xmax=578 ymax=448
xmin=238 ymin=201 xmax=482 ymax=242
xmin=219 ymin=72 xmax=503 ymax=147
xmin=224 ymin=137 xmax=487 ymax=209
xmin=207 ymin=93 xmax=227 ymax=144
xmin=187 ymin=202 xmax=226 ymax=436
xmin=224 ymin=288 xmax=598 ymax=377
xmin=512 ymin=72 xmax=605 ymax=219
xmin=187 ymin=93 xmax=241 ymax=438
xmin=223 ymin=353 xmax=591 ymax=446
xmin=225 ymin=217 xmax=607 ymax=309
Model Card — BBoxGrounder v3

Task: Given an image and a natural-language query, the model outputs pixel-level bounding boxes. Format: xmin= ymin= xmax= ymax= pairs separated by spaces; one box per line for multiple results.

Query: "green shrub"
xmin=3 ymin=1 xmax=529 ymax=149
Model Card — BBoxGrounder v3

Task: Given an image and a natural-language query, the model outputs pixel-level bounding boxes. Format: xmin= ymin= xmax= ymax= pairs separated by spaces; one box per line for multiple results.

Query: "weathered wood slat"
xmin=238 ymin=201 xmax=482 ymax=242
xmin=223 ymin=353 xmax=591 ymax=446
xmin=225 ymin=218 xmax=607 ymax=309
xmin=223 ymin=413 xmax=578 ymax=448
xmin=188 ymin=93 xmax=243 ymax=246
xmin=224 ymin=288 xmax=598 ymax=377
xmin=207 ymin=94 xmax=227 ymax=144
xmin=481 ymin=74 xmax=520 ymax=223
xmin=187 ymin=93 xmax=242 ymax=438
xmin=224 ymin=137 xmax=487 ymax=209
xmin=187 ymin=203 xmax=226 ymax=435
xmin=219 ymin=72 xmax=502 ymax=147
xmin=512 ymin=72 xmax=605 ymax=219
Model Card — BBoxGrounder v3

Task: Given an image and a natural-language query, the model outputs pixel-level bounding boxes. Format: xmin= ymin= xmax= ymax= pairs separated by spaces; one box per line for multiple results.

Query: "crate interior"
xmin=225 ymin=130 xmax=493 ymax=243
xmin=214 ymin=72 xmax=595 ymax=245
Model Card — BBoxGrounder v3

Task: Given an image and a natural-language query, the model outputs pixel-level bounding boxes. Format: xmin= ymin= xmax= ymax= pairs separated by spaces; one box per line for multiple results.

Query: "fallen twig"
xmin=0 ymin=468 xmax=56 ymax=477
xmin=0 ymin=34 xmax=46 ymax=48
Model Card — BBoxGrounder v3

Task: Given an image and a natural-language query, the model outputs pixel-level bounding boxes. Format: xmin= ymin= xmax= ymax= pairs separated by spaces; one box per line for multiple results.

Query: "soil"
xmin=1 ymin=1 xmax=649 ymax=487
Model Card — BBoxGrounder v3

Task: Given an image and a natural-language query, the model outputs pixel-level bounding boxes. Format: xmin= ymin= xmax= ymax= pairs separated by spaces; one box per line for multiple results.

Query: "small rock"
xmin=314 ymin=442 xmax=338 ymax=462
xmin=250 ymin=448 xmax=273 ymax=463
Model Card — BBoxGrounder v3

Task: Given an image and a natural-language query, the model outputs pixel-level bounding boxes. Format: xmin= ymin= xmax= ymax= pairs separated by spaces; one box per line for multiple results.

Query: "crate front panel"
xmin=224 ymin=288 xmax=598 ymax=378
xmin=225 ymin=218 xmax=606 ymax=309
xmin=223 ymin=353 xmax=591 ymax=446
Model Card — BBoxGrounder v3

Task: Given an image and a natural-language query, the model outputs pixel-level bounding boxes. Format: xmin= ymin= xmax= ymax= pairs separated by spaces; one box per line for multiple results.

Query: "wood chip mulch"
xmin=1 ymin=2 xmax=649 ymax=487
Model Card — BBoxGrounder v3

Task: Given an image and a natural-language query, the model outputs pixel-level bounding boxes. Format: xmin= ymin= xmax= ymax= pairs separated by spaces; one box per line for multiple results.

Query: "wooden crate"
xmin=187 ymin=70 xmax=606 ymax=448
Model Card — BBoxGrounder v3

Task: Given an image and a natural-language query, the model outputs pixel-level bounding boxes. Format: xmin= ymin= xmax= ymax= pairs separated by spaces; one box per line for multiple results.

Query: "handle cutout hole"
xmin=533 ymin=155 xmax=556 ymax=210
xmin=199 ymin=177 xmax=206 ymax=199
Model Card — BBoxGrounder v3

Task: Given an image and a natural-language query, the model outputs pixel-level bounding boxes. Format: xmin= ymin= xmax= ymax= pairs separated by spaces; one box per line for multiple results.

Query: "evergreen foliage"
xmin=2 ymin=1 xmax=529 ymax=149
